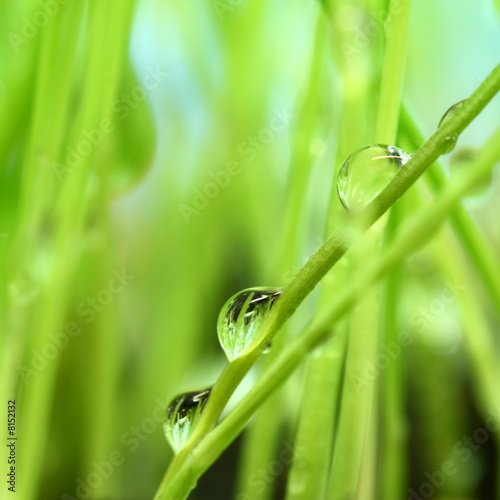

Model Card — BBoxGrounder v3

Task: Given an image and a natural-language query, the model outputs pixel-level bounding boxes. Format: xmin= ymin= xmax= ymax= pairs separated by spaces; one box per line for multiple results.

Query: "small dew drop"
xmin=261 ymin=341 xmax=273 ymax=354
xmin=217 ymin=288 xmax=282 ymax=361
xmin=438 ymin=100 xmax=466 ymax=154
xmin=164 ymin=387 xmax=212 ymax=453
xmin=336 ymin=144 xmax=411 ymax=211
xmin=440 ymin=136 xmax=458 ymax=154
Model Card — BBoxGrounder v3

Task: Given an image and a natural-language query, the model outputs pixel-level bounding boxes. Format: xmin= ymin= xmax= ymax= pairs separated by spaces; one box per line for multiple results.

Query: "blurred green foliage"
xmin=0 ymin=1 xmax=499 ymax=499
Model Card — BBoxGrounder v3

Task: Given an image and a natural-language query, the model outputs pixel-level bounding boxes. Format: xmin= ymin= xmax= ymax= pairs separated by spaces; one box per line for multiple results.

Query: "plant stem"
xmin=13 ymin=2 xmax=137 ymax=498
xmin=287 ymin=0 xmax=382 ymax=495
xmin=373 ymin=1 xmax=412 ymax=497
xmin=401 ymin=105 xmax=500 ymax=312
xmin=327 ymin=239 xmax=380 ymax=500
xmin=374 ymin=0 xmax=412 ymax=144
xmin=11 ymin=8 xmax=84 ymax=499
xmin=430 ymin=233 xmax=500 ymax=499
xmin=162 ymin=123 xmax=500 ymax=500
xmin=236 ymin=12 xmax=329 ymax=500
xmin=378 ymin=202 xmax=407 ymax=500
xmin=153 ymin=64 xmax=500 ymax=499
xmin=285 ymin=333 xmax=345 ymax=500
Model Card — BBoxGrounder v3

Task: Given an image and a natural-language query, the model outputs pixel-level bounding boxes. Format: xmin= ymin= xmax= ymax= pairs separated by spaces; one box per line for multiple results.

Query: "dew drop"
xmin=217 ymin=288 xmax=282 ymax=361
xmin=164 ymin=387 xmax=212 ymax=453
xmin=438 ymin=100 xmax=466 ymax=154
xmin=336 ymin=144 xmax=411 ymax=211
xmin=261 ymin=341 xmax=273 ymax=354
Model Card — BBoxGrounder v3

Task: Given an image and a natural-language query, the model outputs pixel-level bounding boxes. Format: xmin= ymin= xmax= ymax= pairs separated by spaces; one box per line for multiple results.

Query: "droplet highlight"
xmin=337 ymin=144 xmax=411 ymax=211
xmin=217 ymin=288 xmax=282 ymax=361
xmin=164 ymin=387 xmax=212 ymax=453
xmin=438 ymin=100 xmax=465 ymax=154
xmin=261 ymin=341 xmax=273 ymax=354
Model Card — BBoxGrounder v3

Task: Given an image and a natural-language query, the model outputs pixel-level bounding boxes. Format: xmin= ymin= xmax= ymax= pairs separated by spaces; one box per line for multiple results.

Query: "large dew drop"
xmin=217 ymin=288 xmax=282 ymax=361
xmin=337 ymin=144 xmax=411 ymax=211
xmin=437 ymin=100 xmax=466 ymax=154
xmin=164 ymin=387 xmax=212 ymax=453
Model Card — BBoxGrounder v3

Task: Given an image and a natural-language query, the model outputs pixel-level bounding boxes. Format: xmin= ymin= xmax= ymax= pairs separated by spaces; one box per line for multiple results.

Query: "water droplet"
xmin=440 ymin=136 xmax=457 ymax=154
xmin=337 ymin=144 xmax=411 ymax=211
xmin=438 ymin=100 xmax=466 ymax=154
xmin=217 ymin=288 xmax=282 ymax=361
xmin=164 ymin=387 xmax=212 ymax=453
xmin=261 ymin=341 xmax=273 ymax=354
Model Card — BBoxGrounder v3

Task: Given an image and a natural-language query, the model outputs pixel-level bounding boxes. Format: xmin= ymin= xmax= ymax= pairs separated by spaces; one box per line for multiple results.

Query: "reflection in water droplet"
xmin=164 ymin=387 xmax=212 ymax=453
xmin=337 ymin=144 xmax=411 ymax=211
xmin=217 ymin=288 xmax=282 ymax=361
xmin=261 ymin=341 xmax=273 ymax=354
xmin=438 ymin=100 xmax=466 ymax=154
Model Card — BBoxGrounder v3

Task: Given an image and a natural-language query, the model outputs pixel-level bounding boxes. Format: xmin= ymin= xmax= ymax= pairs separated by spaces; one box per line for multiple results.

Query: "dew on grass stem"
xmin=261 ymin=341 xmax=273 ymax=354
xmin=438 ymin=99 xmax=466 ymax=154
xmin=217 ymin=288 xmax=282 ymax=361
xmin=336 ymin=144 xmax=411 ymax=211
xmin=164 ymin=387 xmax=212 ymax=453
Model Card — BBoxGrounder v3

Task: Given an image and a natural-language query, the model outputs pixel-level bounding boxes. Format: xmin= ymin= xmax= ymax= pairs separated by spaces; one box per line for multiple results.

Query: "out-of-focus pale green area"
xmin=0 ymin=1 xmax=499 ymax=499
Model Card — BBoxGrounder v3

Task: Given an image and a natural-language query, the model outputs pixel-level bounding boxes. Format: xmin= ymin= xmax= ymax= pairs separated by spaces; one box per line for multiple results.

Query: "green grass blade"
xmin=154 ymin=64 xmax=500 ymax=500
